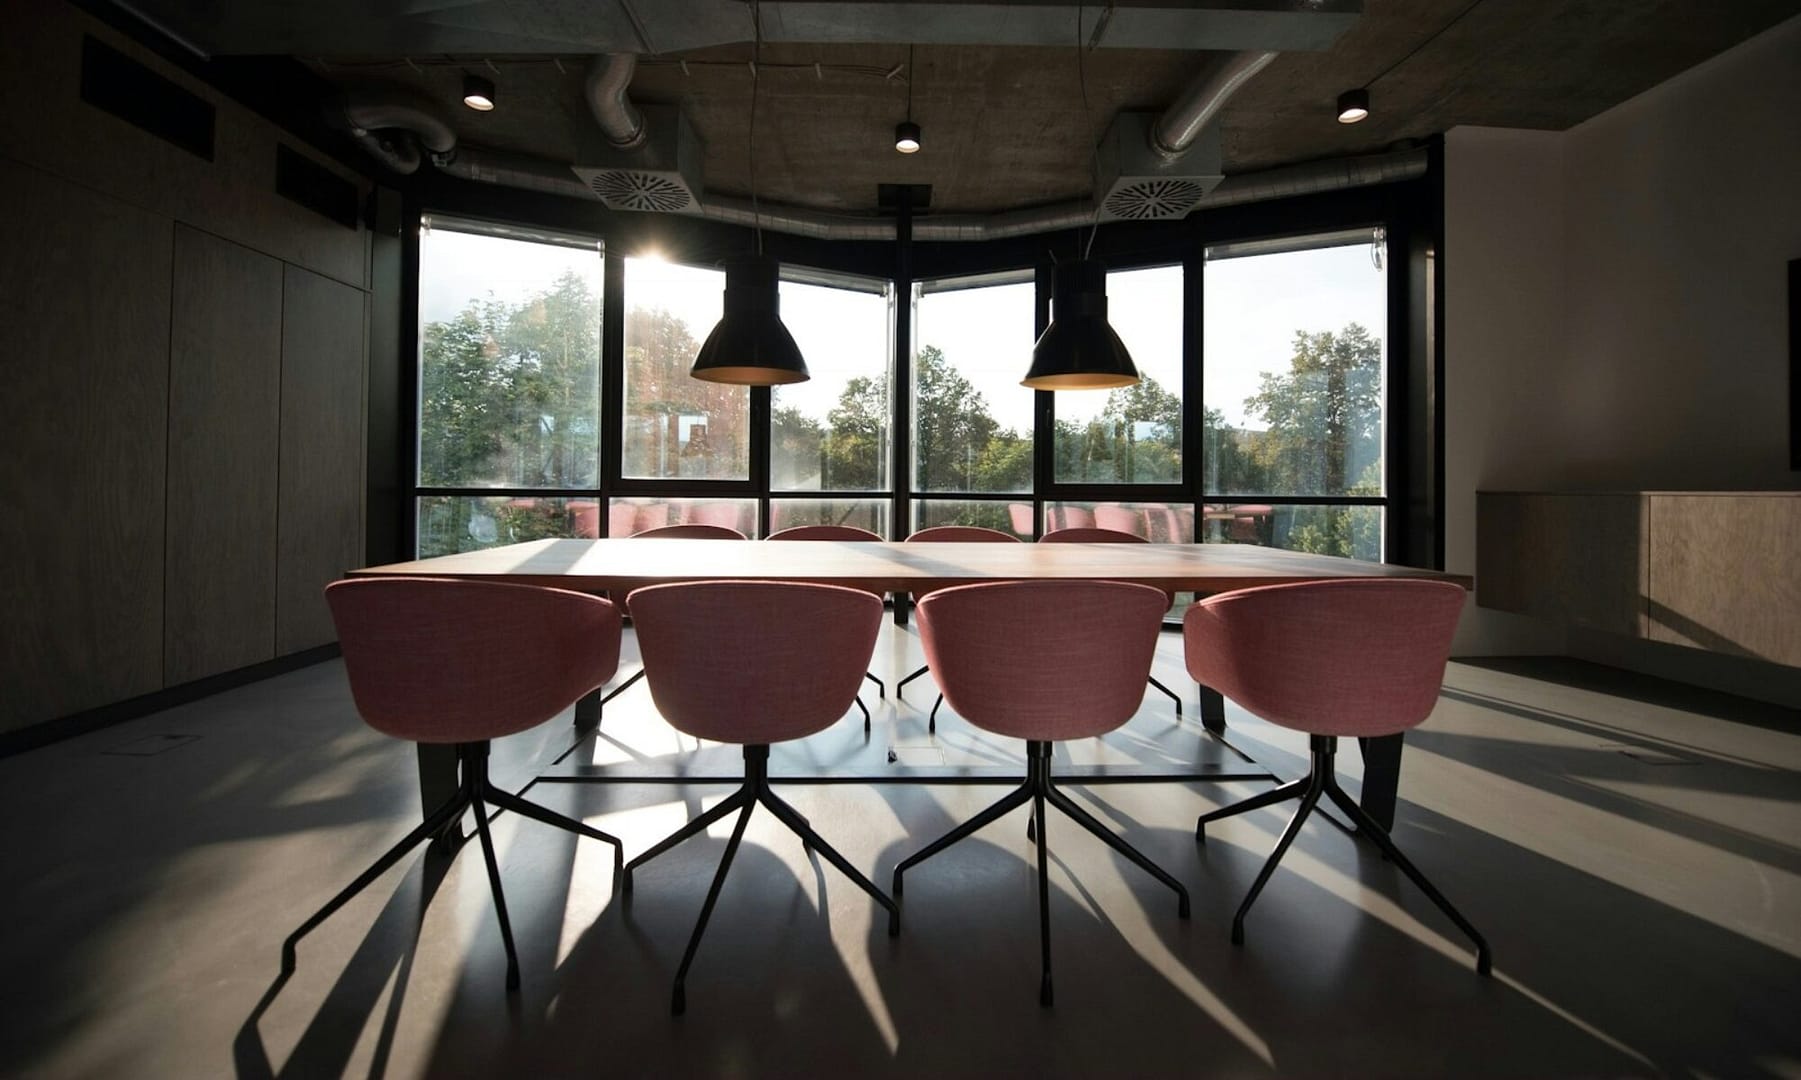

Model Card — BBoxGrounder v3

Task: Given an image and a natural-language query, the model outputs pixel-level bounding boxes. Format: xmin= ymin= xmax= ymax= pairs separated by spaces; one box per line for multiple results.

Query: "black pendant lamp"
xmin=690 ymin=253 xmax=809 ymax=385
xmin=1022 ymin=259 xmax=1139 ymax=389
xmin=688 ymin=0 xmax=808 ymax=386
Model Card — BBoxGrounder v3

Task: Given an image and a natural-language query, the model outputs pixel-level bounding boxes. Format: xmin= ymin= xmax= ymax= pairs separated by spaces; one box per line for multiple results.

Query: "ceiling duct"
xmin=585 ymin=53 xmax=646 ymax=150
xmin=1093 ymin=112 xmax=1224 ymax=223
xmin=569 ymin=104 xmax=703 ymax=212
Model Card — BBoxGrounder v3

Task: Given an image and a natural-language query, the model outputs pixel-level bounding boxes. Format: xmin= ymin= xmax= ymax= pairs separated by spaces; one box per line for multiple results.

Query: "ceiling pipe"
xmin=336 ymin=88 xmax=458 ymax=174
xmin=1150 ymin=50 xmax=1278 ymax=159
xmin=436 ymin=146 xmax=598 ymax=199
xmin=586 ymin=53 xmax=647 ymax=150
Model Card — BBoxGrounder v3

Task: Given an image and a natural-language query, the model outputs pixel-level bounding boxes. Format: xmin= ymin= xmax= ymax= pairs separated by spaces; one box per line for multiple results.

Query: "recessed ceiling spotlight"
xmin=1336 ymin=88 xmax=1369 ymax=124
xmin=463 ymin=74 xmax=496 ymax=112
xmin=894 ymin=121 xmax=921 ymax=154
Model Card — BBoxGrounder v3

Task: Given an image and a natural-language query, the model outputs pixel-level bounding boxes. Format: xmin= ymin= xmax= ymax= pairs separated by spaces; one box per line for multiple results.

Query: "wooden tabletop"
xmin=350 ymin=539 xmax=1473 ymax=594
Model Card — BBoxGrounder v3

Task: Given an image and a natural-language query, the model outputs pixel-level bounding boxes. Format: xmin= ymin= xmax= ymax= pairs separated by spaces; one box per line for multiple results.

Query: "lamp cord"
xmin=1078 ymin=3 xmax=1100 ymax=259
xmin=750 ymin=0 xmax=763 ymax=254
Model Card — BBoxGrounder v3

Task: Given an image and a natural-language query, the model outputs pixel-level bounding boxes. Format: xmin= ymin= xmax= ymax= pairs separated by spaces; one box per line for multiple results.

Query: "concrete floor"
xmin=2 ymin=625 xmax=1799 ymax=1078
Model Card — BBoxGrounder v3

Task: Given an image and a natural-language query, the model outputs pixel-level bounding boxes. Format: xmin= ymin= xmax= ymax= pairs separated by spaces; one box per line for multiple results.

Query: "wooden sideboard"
xmin=1477 ymin=492 xmax=1801 ymax=668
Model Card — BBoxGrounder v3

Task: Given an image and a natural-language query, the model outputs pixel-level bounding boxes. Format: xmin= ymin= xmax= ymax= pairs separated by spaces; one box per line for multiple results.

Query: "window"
xmin=621 ymin=258 xmax=747 ymax=480
xmin=1202 ymin=231 xmax=1387 ymax=560
xmin=1053 ymin=264 xmax=1184 ymax=485
xmin=771 ymin=277 xmax=892 ymax=492
xmin=416 ymin=220 xmax=602 ymax=556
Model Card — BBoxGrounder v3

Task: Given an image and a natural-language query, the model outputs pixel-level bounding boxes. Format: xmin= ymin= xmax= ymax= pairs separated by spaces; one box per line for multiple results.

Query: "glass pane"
xmin=769 ymin=498 xmax=891 ymax=537
xmin=913 ymin=279 xmax=1035 ymax=493
xmin=1053 ymin=265 xmax=1183 ymax=484
xmin=622 ymin=259 xmax=748 ymax=480
xmin=1044 ymin=501 xmax=1194 ymax=543
xmin=1202 ymin=502 xmax=1382 ymax=562
xmin=608 ymin=497 xmax=758 ymax=537
xmin=772 ymin=280 xmax=891 ymax=492
xmin=416 ymin=496 xmax=594 ymax=558
xmin=418 ymin=227 xmax=601 ymax=488
xmin=1202 ymin=238 xmax=1386 ymax=497
xmin=910 ymin=499 xmax=1031 ymax=539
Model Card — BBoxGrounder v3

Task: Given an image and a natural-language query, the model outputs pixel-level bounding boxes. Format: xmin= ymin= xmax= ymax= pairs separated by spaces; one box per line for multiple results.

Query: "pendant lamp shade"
xmin=690 ymin=254 xmax=809 ymax=385
xmin=1022 ymin=259 xmax=1139 ymax=389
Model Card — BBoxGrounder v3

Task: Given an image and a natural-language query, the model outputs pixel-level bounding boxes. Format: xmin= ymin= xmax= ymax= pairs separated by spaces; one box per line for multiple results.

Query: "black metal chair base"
xmin=281 ymin=741 xmax=624 ymax=992
xmin=892 ymin=741 xmax=1191 ymax=1006
xmin=1196 ymin=733 xmax=1492 ymax=976
xmin=624 ymin=744 xmax=900 ymax=1016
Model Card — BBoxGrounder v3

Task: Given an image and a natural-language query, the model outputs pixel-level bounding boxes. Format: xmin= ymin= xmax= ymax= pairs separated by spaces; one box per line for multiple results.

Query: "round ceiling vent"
xmin=1102 ymin=178 xmax=1207 ymax=220
xmin=590 ymin=170 xmax=692 ymax=212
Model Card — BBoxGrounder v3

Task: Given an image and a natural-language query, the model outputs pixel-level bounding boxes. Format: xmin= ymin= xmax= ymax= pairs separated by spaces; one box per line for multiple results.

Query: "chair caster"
xmin=1477 ymin=949 xmax=1493 ymax=977
xmin=505 ymin=964 xmax=520 ymax=992
xmin=672 ymin=981 xmax=687 ymax=1016
xmin=1230 ymin=919 xmax=1245 ymax=946
xmin=891 ymin=872 xmax=904 ymax=898
xmin=1177 ymin=895 xmax=1191 ymax=919
xmin=887 ymin=910 xmax=901 ymax=938
xmin=1195 ymin=820 xmax=1206 ymax=844
xmin=1039 ymin=974 xmax=1054 ymax=1007
xmin=621 ymin=868 xmax=634 ymax=893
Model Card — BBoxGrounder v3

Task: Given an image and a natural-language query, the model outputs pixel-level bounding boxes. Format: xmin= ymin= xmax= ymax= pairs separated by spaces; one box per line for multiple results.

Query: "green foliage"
xmin=1055 ymin=373 xmax=1183 ymax=483
xmin=913 ymin=344 xmax=1031 ymax=492
xmin=622 ymin=306 xmax=747 ymax=479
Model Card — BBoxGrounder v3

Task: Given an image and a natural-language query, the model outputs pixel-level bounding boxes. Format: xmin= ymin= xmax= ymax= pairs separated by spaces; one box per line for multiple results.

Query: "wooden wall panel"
xmin=0 ymin=1 xmax=369 ymax=289
xmin=1475 ymin=492 xmax=1646 ymax=636
xmin=278 ymin=265 xmax=366 ymax=653
xmin=0 ymin=158 xmax=171 ymax=733
xmin=1646 ymin=495 xmax=1801 ymax=667
xmin=164 ymin=226 xmax=282 ymax=684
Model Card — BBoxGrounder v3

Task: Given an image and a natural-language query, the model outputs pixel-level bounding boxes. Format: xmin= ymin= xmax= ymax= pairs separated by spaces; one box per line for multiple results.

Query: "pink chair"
xmin=567 ymin=500 xmax=600 ymax=539
xmin=623 ymin=581 xmax=899 ymax=1014
xmin=1184 ymin=579 xmax=1490 ymax=974
xmin=891 ymin=580 xmax=1189 ymax=1006
xmin=894 ymin=525 xmax=1023 ymax=732
xmin=1039 ymin=526 xmax=1181 ymax=719
xmin=594 ymin=523 xmax=749 ymax=710
xmin=285 ymin=578 xmax=625 ymax=991
xmin=1093 ymin=503 xmax=1147 ymax=537
xmin=766 ymin=524 xmax=889 ymax=728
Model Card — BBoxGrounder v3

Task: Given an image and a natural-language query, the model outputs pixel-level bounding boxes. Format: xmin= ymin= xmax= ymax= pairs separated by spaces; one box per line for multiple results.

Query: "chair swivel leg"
xmin=623 ymin=791 xmax=749 ymax=892
xmin=929 ymin=693 xmax=945 ymax=733
xmin=1195 ymin=777 xmax=1309 ymax=843
xmin=468 ymin=787 xmax=521 ymax=990
xmin=1034 ymin=787 xmax=1053 ymax=1007
xmin=1231 ymin=777 xmax=1322 ymax=945
xmin=759 ymin=788 xmax=900 ymax=937
xmin=484 ymin=786 xmax=625 ymax=873
xmin=671 ymin=800 xmax=755 ymax=1016
xmin=892 ymin=785 xmax=1035 ymax=897
xmin=853 ymin=694 xmax=871 ymax=732
xmin=281 ymin=783 xmax=470 ymax=974
xmin=1045 ymin=785 xmax=1190 ymax=918
xmin=864 ymin=671 xmax=886 ymax=698
xmin=599 ymin=667 xmax=646 ymax=706
xmin=1147 ymin=675 xmax=1184 ymax=718
xmin=895 ymin=664 xmax=932 ymax=698
xmin=1322 ymin=776 xmax=1492 ymax=975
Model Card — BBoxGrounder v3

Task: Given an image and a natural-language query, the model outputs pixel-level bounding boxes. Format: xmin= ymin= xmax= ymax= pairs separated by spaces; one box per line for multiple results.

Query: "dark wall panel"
xmin=278 ymin=265 xmax=365 ymax=653
xmin=0 ymin=158 xmax=172 ymax=732
xmin=165 ymin=225 xmax=282 ymax=684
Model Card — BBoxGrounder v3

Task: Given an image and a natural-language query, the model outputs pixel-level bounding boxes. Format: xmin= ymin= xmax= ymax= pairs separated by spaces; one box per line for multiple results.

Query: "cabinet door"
xmin=0 ymin=159 xmax=170 ymax=731
xmin=277 ymin=265 xmax=365 ymax=653
xmin=164 ymin=225 xmax=281 ymax=683
xmin=1647 ymin=495 xmax=1801 ymax=667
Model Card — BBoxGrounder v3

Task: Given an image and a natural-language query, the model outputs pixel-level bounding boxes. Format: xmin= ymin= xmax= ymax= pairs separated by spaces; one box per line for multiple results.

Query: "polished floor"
xmin=2 ymin=624 xmax=1799 ymax=1078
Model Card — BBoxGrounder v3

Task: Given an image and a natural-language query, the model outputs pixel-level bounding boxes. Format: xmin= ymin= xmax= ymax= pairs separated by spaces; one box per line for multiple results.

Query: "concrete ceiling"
xmin=136 ymin=0 xmax=1801 ymax=214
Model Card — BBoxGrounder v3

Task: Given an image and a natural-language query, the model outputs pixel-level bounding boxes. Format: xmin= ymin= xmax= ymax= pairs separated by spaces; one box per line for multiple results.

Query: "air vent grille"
xmin=589 ymin=170 xmax=693 ymax=212
xmin=1103 ymin=178 xmax=1209 ymax=221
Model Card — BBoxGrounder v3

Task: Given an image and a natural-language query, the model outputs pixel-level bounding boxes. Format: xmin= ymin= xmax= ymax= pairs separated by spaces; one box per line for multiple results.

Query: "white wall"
xmin=1442 ymin=14 xmax=1801 ymax=693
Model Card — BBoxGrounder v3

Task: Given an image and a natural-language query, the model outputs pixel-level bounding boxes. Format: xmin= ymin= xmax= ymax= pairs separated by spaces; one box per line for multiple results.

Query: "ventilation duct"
xmin=1093 ymin=112 xmax=1223 ymax=223
xmin=569 ymin=104 xmax=703 ymax=212
xmin=585 ymin=53 xmax=646 ymax=150
xmin=335 ymin=88 xmax=456 ymax=175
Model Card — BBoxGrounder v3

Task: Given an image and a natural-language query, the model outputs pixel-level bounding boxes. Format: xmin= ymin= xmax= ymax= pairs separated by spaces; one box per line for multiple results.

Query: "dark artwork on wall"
xmin=1792 ymin=258 xmax=1800 ymax=470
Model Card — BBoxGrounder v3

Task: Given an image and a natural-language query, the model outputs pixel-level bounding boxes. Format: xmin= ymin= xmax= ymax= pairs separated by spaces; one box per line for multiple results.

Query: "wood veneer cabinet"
xmin=1477 ymin=492 xmax=1801 ymax=668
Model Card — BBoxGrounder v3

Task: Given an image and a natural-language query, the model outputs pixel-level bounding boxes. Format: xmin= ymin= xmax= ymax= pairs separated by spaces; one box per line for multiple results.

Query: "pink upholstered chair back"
xmin=1093 ymin=504 xmax=1147 ymax=537
xmin=1040 ymin=527 xmax=1143 ymax=544
xmin=766 ymin=525 xmax=883 ymax=542
xmin=1183 ymin=579 xmax=1466 ymax=737
xmin=691 ymin=501 xmax=749 ymax=533
xmin=632 ymin=523 xmax=747 ymax=540
xmin=568 ymin=500 xmax=600 ymax=539
xmin=1046 ymin=505 xmax=1095 ymax=531
xmin=325 ymin=578 xmax=621 ymax=745
xmin=917 ymin=580 xmax=1167 ymax=741
xmin=905 ymin=525 xmax=1021 ymax=543
xmin=626 ymin=582 xmax=883 ymax=744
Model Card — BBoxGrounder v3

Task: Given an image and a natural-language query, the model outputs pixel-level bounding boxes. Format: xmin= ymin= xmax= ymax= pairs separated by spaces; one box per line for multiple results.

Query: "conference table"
xmin=349 ymin=538 xmax=1472 ymax=837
